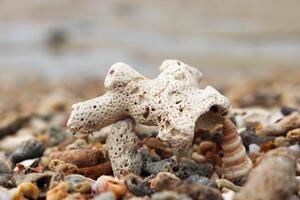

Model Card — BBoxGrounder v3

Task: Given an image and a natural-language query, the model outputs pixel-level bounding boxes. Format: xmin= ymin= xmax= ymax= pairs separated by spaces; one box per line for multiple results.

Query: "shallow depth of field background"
xmin=0 ymin=0 xmax=299 ymax=84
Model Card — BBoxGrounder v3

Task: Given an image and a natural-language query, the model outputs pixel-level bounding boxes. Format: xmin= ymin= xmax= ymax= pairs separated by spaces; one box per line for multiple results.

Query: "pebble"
xmin=175 ymin=158 xmax=213 ymax=179
xmin=124 ymin=174 xmax=153 ymax=197
xmin=11 ymin=182 xmax=40 ymax=200
xmin=64 ymin=174 xmax=95 ymax=193
xmin=79 ymin=161 xmax=113 ymax=180
xmin=93 ymin=191 xmax=116 ymax=200
xmin=142 ymin=157 xmax=177 ymax=176
xmin=249 ymin=144 xmax=261 ymax=154
xmin=0 ymin=157 xmax=11 ymax=174
xmin=0 ymin=174 xmax=15 ymax=188
xmin=93 ymin=176 xmax=127 ymax=199
xmin=46 ymin=182 xmax=69 ymax=200
xmin=50 ymin=149 xmax=105 ymax=168
xmin=185 ymin=175 xmax=218 ymax=189
xmin=235 ymin=147 xmax=298 ymax=200
xmin=240 ymin=129 xmax=274 ymax=151
xmin=10 ymin=139 xmax=44 ymax=165
xmin=151 ymin=191 xmax=182 ymax=200
xmin=48 ymin=126 xmax=72 ymax=147
xmin=150 ymin=172 xmax=180 ymax=191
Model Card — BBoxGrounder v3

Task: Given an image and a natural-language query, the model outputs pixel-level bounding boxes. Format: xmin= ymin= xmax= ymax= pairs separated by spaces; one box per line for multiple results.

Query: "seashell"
xmin=46 ymin=182 xmax=69 ymax=200
xmin=10 ymin=140 xmax=44 ymax=165
xmin=10 ymin=182 xmax=40 ymax=200
xmin=218 ymin=118 xmax=252 ymax=180
xmin=13 ymin=158 xmax=40 ymax=172
xmin=93 ymin=176 xmax=127 ymax=199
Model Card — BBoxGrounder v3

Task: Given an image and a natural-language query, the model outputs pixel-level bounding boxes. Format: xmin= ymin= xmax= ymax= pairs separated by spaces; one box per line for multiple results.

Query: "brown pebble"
xmin=79 ymin=161 xmax=113 ymax=180
xmin=150 ymin=172 xmax=181 ymax=191
xmin=144 ymin=137 xmax=173 ymax=159
xmin=259 ymin=140 xmax=275 ymax=152
xmin=260 ymin=112 xmax=300 ymax=136
xmin=50 ymin=149 xmax=105 ymax=168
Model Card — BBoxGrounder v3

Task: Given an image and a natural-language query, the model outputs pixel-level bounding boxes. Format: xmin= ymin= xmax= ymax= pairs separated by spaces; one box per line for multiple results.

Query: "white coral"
xmin=67 ymin=60 xmax=230 ymax=159
xmin=106 ymin=118 xmax=141 ymax=178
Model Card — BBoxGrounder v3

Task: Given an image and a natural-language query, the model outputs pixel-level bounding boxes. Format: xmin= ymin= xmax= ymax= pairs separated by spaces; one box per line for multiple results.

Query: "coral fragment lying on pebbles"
xmin=67 ymin=60 xmax=230 ymax=159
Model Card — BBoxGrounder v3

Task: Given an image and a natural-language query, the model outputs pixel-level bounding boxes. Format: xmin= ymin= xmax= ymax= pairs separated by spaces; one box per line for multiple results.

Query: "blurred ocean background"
xmin=0 ymin=0 xmax=299 ymax=83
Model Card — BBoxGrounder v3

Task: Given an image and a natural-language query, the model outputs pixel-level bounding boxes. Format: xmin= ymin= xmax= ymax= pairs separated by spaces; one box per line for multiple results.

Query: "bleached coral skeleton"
xmin=67 ymin=60 xmax=230 ymax=159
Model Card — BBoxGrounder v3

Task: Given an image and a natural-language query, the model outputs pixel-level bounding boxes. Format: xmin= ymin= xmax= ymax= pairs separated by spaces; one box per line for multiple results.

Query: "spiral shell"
xmin=218 ymin=118 xmax=252 ymax=180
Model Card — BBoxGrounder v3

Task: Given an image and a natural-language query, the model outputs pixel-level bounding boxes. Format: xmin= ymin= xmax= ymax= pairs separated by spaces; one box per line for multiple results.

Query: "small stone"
xmin=185 ymin=175 xmax=218 ymax=189
xmin=235 ymin=147 xmax=298 ymax=200
xmin=79 ymin=161 xmax=113 ymax=180
xmin=142 ymin=157 xmax=177 ymax=176
xmin=93 ymin=176 xmax=127 ymax=199
xmin=175 ymin=158 xmax=213 ymax=179
xmin=144 ymin=137 xmax=173 ymax=159
xmin=65 ymin=139 xmax=88 ymax=150
xmin=10 ymin=140 xmax=44 ymax=165
xmin=150 ymin=172 xmax=180 ymax=191
xmin=124 ymin=174 xmax=152 ymax=197
xmin=11 ymin=182 xmax=40 ymax=200
xmin=191 ymin=152 xmax=206 ymax=163
xmin=274 ymin=136 xmax=290 ymax=147
xmin=249 ymin=144 xmax=260 ymax=153
xmin=240 ymin=129 xmax=274 ymax=151
xmin=50 ymin=149 xmax=105 ymax=168
xmin=287 ymin=128 xmax=300 ymax=143
xmin=48 ymin=126 xmax=72 ymax=147
xmin=0 ymin=157 xmax=11 ymax=174
xmin=176 ymin=183 xmax=222 ymax=200
xmin=151 ymin=191 xmax=181 ymax=200
xmin=64 ymin=174 xmax=95 ymax=193
xmin=0 ymin=174 xmax=15 ymax=188
xmin=46 ymin=182 xmax=69 ymax=200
